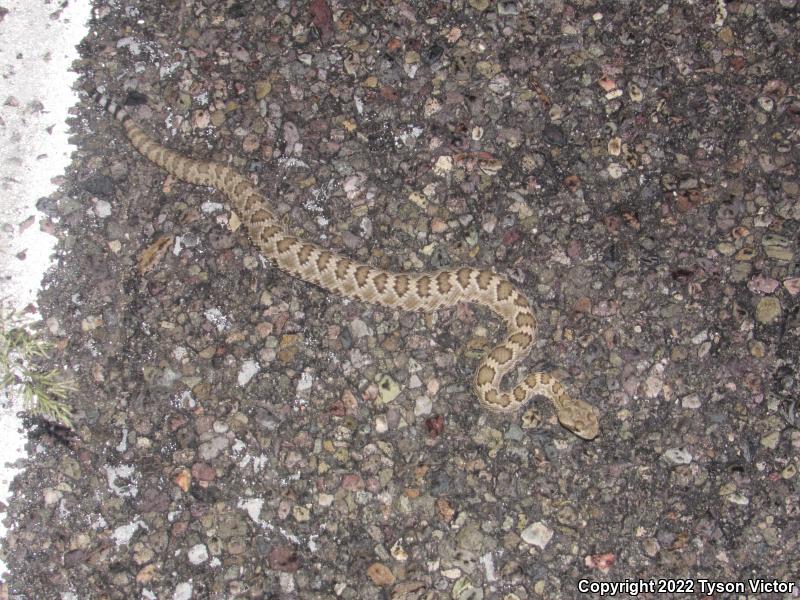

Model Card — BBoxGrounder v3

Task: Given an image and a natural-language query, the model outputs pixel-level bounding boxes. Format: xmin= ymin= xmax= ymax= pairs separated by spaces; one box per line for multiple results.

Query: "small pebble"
xmin=414 ymin=395 xmax=432 ymax=416
xmin=520 ymin=522 xmax=553 ymax=549
xmin=757 ymin=96 xmax=774 ymax=112
xmin=663 ymin=448 xmax=693 ymax=465
xmin=187 ymin=544 xmax=209 ymax=565
xmin=681 ymin=394 xmax=701 ymax=409
xmin=366 ymin=562 xmax=395 ymax=586
xmin=237 ymin=359 xmax=260 ymax=385
xmin=755 ymin=297 xmax=781 ymax=324
xmin=173 ymin=582 xmax=193 ymax=600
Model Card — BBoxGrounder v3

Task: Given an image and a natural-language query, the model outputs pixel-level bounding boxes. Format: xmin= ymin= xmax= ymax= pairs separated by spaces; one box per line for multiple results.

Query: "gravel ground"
xmin=2 ymin=1 xmax=799 ymax=598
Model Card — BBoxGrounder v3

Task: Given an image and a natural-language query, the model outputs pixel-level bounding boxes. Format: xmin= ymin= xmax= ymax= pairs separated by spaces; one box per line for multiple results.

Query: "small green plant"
xmin=1 ymin=307 xmax=74 ymax=427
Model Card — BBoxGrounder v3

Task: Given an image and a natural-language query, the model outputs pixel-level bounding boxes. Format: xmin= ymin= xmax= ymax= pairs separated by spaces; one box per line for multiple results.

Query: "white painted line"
xmin=0 ymin=0 xmax=91 ymax=578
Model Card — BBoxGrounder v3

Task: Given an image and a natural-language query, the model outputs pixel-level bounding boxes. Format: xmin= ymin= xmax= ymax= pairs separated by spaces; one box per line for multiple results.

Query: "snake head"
xmin=557 ymin=399 xmax=599 ymax=440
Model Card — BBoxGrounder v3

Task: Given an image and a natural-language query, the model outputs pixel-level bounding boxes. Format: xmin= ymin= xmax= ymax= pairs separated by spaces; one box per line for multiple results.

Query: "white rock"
xmin=681 ymin=394 xmax=702 ymax=409
xmin=296 ymin=370 xmax=313 ymax=392
xmin=237 ymin=498 xmax=264 ymax=523
xmin=607 ymin=163 xmax=625 ymax=179
xmin=43 ymin=488 xmax=63 ymax=506
xmin=172 ymin=581 xmax=193 ymax=600
xmin=187 ymin=544 xmax=209 ymax=565
xmin=93 ymin=199 xmax=112 ymax=218
xmin=433 ymin=155 xmax=453 ymax=176
xmin=414 ymin=395 xmax=433 ymax=416
xmin=112 ymin=519 xmax=147 ymax=546
xmin=521 ymin=521 xmax=553 ymax=549
xmin=237 ymin=359 xmax=260 ymax=385
xmin=663 ymin=448 xmax=693 ymax=465
xmin=375 ymin=415 xmax=388 ymax=433
xmin=349 ymin=318 xmax=372 ymax=338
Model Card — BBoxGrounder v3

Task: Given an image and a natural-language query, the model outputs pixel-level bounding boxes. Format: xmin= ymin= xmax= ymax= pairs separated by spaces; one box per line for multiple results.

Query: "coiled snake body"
xmin=86 ymin=87 xmax=599 ymax=440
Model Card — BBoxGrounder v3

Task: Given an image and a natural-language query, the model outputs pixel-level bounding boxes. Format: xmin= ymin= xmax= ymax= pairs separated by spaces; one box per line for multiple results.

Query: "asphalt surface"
xmin=2 ymin=1 xmax=799 ymax=598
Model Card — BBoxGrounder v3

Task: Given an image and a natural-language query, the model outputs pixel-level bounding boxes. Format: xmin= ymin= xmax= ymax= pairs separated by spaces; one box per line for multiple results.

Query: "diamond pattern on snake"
xmin=85 ymin=86 xmax=599 ymax=440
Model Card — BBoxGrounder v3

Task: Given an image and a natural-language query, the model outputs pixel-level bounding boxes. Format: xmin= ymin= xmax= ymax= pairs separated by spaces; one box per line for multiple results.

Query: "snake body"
xmin=86 ymin=87 xmax=599 ymax=440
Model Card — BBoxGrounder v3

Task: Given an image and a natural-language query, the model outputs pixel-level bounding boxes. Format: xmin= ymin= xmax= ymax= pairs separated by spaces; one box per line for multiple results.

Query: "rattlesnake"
xmin=85 ymin=86 xmax=599 ymax=440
